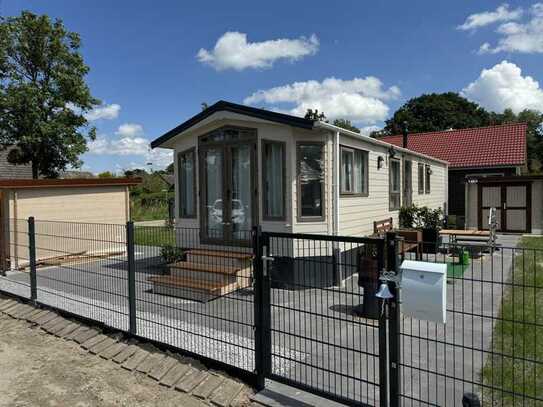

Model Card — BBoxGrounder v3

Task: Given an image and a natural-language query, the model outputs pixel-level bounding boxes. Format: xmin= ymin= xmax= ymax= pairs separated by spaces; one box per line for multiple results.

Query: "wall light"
xmin=377 ymin=156 xmax=384 ymax=170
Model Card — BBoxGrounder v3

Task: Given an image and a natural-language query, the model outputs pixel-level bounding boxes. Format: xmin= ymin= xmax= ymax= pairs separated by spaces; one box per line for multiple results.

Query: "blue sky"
xmin=3 ymin=1 xmax=543 ymax=173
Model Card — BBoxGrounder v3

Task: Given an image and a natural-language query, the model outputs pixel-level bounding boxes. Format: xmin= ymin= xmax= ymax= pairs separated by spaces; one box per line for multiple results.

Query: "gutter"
xmin=314 ymin=121 xmax=449 ymax=166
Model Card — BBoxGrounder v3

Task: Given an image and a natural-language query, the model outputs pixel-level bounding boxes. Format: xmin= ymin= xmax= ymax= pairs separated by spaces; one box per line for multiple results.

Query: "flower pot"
xmin=422 ymin=228 xmax=440 ymax=253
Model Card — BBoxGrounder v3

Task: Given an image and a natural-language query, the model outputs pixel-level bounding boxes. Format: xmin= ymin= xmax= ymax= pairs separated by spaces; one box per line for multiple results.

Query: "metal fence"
xmin=0 ymin=218 xmax=541 ymax=406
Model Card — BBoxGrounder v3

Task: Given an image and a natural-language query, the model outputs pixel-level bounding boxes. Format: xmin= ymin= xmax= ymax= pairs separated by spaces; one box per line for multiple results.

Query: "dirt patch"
xmin=0 ymin=316 xmax=207 ymax=407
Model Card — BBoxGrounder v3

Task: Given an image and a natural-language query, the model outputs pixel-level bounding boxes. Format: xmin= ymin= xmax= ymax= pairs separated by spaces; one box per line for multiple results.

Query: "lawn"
xmin=481 ymin=236 xmax=543 ymax=405
xmin=134 ymin=226 xmax=175 ymax=247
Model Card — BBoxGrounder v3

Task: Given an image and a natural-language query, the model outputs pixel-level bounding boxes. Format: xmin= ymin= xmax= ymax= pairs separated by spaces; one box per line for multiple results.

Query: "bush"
xmin=160 ymin=245 xmax=185 ymax=264
xmin=399 ymin=204 xmax=444 ymax=230
xmin=399 ymin=205 xmax=418 ymax=228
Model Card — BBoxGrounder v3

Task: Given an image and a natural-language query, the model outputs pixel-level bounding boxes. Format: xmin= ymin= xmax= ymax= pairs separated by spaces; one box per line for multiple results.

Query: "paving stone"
xmin=23 ymin=309 xmax=44 ymax=321
xmin=210 ymin=379 xmax=244 ymax=407
xmin=99 ymin=342 xmax=127 ymax=360
xmin=6 ymin=303 xmax=27 ymax=317
xmin=89 ymin=337 xmax=117 ymax=355
xmin=0 ymin=299 xmax=15 ymax=310
xmin=148 ymin=356 xmax=177 ymax=381
xmin=48 ymin=319 xmax=72 ymax=335
xmin=193 ymin=373 xmax=224 ymax=400
xmin=73 ymin=328 xmax=100 ymax=344
xmin=0 ymin=300 xmax=20 ymax=312
xmin=58 ymin=322 xmax=81 ymax=338
xmin=65 ymin=325 xmax=89 ymax=341
xmin=41 ymin=316 xmax=65 ymax=332
xmin=136 ymin=352 xmax=164 ymax=374
xmin=160 ymin=363 xmax=190 ymax=387
xmin=81 ymin=333 xmax=108 ymax=350
xmin=112 ymin=344 xmax=138 ymax=363
xmin=122 ymin=348 xmax=149 ymax=371
xmin=12 ymin=304 xmax=35 ymax=318
xmin=175 ymin=368 xmax=209 ymax=393
xmin=35 ymin=311 xmax=58 ymax=325
xmin=27 ymin=310 xmax=48 ymax=323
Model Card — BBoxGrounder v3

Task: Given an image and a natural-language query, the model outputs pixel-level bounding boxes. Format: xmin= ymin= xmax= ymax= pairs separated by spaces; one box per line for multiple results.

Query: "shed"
xmin=465 ymin=175 xmax=543 ymax=234
xmin=0 ymin=178 xmax=141 ymax=270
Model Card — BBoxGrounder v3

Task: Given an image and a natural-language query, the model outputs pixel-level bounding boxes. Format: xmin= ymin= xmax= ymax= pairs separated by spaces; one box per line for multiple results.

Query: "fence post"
xmin=126 ymin=221 xmax=137 ymax=335
xmin=28 ymin=217 xmax=37 ymax=303
xmin=252 ymin=225 xmax=269 ymax=391
xmin=386 ymin=232 xmax=401 ymax=407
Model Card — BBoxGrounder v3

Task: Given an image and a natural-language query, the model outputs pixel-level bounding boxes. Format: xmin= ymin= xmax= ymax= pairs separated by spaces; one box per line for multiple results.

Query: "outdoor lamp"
xmin=377 ymin=156 xmax=384 ymax=169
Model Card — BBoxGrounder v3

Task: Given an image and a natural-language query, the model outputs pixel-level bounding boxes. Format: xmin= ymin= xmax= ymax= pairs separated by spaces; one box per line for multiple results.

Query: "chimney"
xmin=402 ymin=121 xmax=408 ymax=149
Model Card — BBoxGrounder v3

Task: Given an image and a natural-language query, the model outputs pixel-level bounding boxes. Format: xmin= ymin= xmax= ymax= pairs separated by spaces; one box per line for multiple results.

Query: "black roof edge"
xmin=150 ymin=100 xmax=315 ymax=148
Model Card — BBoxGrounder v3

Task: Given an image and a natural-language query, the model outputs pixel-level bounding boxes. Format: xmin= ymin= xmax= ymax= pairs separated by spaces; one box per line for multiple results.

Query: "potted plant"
xmin=418 ymin=206 xmax=443 ymax=253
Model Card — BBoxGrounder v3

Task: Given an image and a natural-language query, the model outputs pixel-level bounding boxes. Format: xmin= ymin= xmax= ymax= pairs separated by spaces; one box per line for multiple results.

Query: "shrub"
xmin=160 ymin=245 xmax=185 ymax=264
xmin=399 ymin=204 xmax=444 ymax=230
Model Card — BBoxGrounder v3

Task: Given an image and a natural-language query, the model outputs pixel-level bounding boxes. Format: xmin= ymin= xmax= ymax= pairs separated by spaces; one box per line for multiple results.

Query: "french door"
xmin=200 ymin=142 xmax=256 ymax=245
xmin=479 ymin=183 xmax=531 ymax=233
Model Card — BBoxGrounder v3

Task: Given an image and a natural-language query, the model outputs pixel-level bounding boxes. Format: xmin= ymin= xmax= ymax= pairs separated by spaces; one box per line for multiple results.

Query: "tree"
xmin=333 ymin=118 xmax=360 ymax=133
xmin=0 ymin=12 xmax=98 ymax=178
xmin=374 ymin=92 xmax=493 ymax=136
xmin=97 ymin=171 xmax=114 ymax=178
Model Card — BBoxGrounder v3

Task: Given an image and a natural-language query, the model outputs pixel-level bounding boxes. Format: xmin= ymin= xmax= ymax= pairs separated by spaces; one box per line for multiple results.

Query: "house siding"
xmin=337 ymin=133 xmax=448 ymax=237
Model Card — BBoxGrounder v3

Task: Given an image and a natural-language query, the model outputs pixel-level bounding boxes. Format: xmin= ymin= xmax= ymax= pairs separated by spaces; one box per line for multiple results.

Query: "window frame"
xmin=261 ymin=139 xmax=287 ymax=221
xmin=339 ymin=145 xmax=369 ymax=197
xmin=177 ymin=147 xmax=197 ymax=219
xmin=418 ymin=163 xmax=425 ymax=194
xmin=296 ymin=141 xmax=326 ymax=222
xmin=389 ymin=158 xmax=401 ymax=211
xmin=425 ymin=164 xmax=431 ymax=194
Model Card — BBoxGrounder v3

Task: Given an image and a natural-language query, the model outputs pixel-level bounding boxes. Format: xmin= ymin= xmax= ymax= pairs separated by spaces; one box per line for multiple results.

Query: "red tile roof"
xmin=380 ymin=123 xmax=527 ymax=169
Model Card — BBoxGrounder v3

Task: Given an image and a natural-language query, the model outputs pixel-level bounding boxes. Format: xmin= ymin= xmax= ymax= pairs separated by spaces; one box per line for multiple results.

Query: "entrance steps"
xmin=149 ymin=249 xmax=253 ymax=302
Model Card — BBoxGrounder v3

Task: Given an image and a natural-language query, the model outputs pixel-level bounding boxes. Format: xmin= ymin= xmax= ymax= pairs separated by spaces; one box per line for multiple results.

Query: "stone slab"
xmin=58 ymin=322 xmax=81 ymax=338
xmin=89 ymin=337 xmax=117 ymax=355
xmin=122 ymin=349 xmax=149 ymax=371
xmin=65 ymin=325 xmax=88 ymax=341
xmin=160 ymin=363 xmax=190 ymax=387
xmin=148 ymin=356 xmax=177 ymax=381
xmin=210 ymin=379 xmax=244 ymax=407
xmin=99 ymin=342 xmax=127 ymax=360
xmin=112 ymin=344 xmax=138 ymax=364
xmin=74 ymin=328 xmax=100 ymax=344
xmin=193 ymin=374 xmax=224 ymax=400
xmin=81 ymin=333 xmax=108 ymax=350
xmin=175 ymin=368 xmax=209 ymax=393
xmin=136 ymin=352 xmax=164 ymax=374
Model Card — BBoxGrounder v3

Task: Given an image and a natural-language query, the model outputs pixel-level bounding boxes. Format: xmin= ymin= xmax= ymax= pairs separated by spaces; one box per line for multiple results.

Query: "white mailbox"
xmin=400 ymin=260 xmax=447 ymax=324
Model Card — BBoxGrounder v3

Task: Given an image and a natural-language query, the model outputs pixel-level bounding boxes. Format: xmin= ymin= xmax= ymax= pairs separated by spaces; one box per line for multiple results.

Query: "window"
xmin=418 ymin=163 xmax=425 ymax=194
xmin=340 ymin=146 xmax=368 ymax=196
xmin=389 ymin=158 xmax=401 ymax=210
xmin=425 ymin=164 xmax=431 ymax=194
xmin=178 ymin=148 xmax=196 ymax=218
xmin=297 ymin=143 xmax=325 ymax=220
xmin=262 ymin=140 xmax=286 ymax=220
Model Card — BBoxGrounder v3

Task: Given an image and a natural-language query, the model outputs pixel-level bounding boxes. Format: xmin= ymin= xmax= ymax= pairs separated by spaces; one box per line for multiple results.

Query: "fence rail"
xmin=0 ymin=218 xmax=541 ymax=406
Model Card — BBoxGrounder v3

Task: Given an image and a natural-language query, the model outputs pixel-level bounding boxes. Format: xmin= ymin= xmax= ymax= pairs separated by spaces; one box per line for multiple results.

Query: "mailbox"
xmin=400 ymin=260 xmax=447 ymax=324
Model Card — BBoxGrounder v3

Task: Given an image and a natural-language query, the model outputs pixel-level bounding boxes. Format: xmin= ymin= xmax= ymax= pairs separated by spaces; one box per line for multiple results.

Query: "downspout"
xmin=332 ymin=130 xmax=342 ymax=286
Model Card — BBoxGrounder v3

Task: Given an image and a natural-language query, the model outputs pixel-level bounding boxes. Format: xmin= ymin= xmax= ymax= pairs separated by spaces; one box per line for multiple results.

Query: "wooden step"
xmin=148 ymin=276 xmax=238 ymax=302
xmin=169 ymin=261 xmax=240 ymax=275
xmin=187 ymin=249 xmax=253 ymax=260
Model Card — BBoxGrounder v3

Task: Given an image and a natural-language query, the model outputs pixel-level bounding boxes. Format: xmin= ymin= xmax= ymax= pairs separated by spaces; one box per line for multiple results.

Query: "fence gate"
xmin=254 ymin=230 xmax=390 ymax=406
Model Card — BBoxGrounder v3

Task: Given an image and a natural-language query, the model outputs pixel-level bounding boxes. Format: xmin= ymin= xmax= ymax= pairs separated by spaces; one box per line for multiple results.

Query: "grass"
xmin=481 ymin=236 xmax=543 ymax=405
xmin=134 ymin=226 xmax=175 ymax=247
xmin=131 ymin=200 xmax=169 ymax=221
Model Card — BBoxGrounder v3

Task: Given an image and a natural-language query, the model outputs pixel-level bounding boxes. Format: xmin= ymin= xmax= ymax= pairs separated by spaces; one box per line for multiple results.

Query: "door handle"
xmin=503 ymin=202 xmax=507 ymax=210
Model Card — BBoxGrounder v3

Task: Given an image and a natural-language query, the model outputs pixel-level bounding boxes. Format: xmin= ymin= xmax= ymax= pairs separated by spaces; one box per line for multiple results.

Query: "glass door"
xmin=200 ymin=142 xmax=255 ymax=245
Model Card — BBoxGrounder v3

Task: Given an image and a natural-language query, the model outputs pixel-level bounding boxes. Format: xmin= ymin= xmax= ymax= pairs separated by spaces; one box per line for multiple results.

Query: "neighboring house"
xmin=380 ymin=123 xmax=527 ymax=226
xmin=151 ymin=101 xmax=448 ymax=246
xmin=0 ymin=146 xmax=33 ymax=179
xmin=0 ymin=177 xmax=141 ymax=270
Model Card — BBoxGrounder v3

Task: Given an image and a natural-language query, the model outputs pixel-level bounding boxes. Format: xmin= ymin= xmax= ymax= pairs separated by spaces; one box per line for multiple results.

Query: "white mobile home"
xmin=151 ymin=101 xmax=448 ymax=243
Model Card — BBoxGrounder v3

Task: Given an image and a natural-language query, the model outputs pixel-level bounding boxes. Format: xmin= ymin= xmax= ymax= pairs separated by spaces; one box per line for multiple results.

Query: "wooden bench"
xmin=373 ymin=217 xmax=423 ymax=260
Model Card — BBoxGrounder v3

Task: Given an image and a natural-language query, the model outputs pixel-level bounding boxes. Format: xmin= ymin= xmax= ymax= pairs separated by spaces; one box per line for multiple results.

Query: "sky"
xmin=2 ymin=1 xmax=543 ymax=174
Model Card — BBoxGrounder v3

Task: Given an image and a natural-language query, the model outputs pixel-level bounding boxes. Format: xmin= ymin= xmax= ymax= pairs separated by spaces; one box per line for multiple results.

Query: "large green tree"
xmin=0 ymin=11 xmax=98 ymax=178
xmin=333 ymin=118 xmax=360 ymax=133
xmin=374 ymin=92 xmax=493 ymax=136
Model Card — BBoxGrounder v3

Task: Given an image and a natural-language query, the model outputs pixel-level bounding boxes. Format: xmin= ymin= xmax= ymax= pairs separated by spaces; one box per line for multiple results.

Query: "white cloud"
xmin=464 ymin=3 xmax=543 ymax=54
xmin=197 ymin=31 xmax=319 ymax=71
xmin=85 ymin=103 xmax=121 ymax=121
xmin=461 ymin=60 xmax=543 ymax=113
xmin=115 ymin=123 xmax=144 ymax=138
xmin=457 ymin=3 xmax=522 ymax=31
xmin=146 ymin=148 xmax=173 ymax=168
xmin=244 ymin=77 xmax=400 ymax=124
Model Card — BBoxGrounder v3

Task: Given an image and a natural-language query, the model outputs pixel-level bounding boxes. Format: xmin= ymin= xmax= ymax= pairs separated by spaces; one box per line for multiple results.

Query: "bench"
xmin=373 ymin=217 xmax=423 ymax=260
